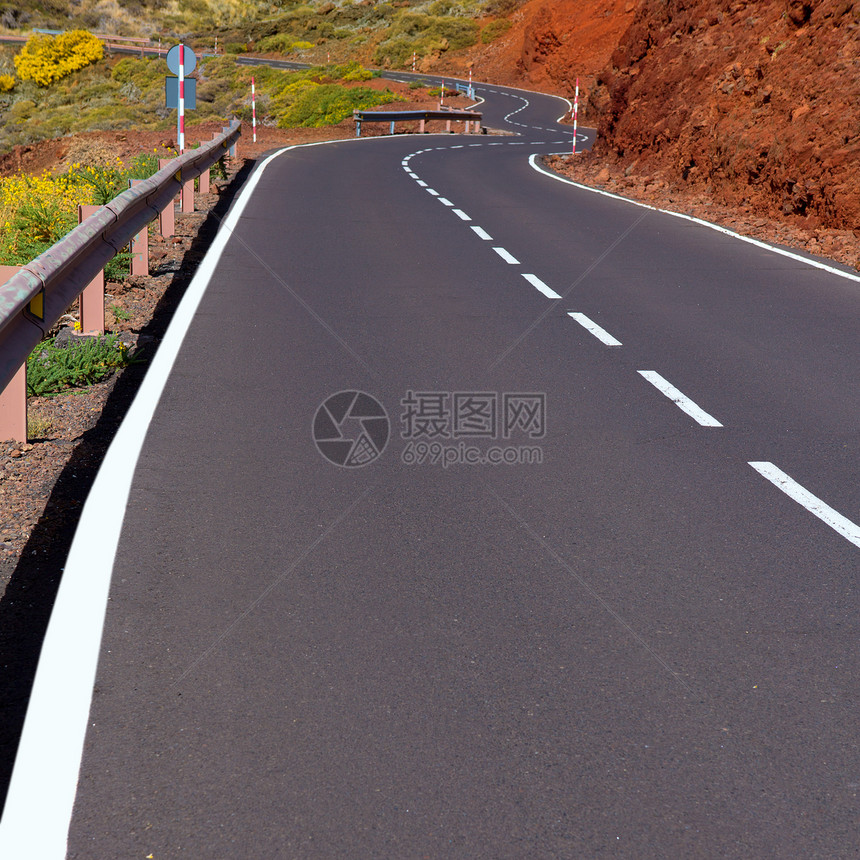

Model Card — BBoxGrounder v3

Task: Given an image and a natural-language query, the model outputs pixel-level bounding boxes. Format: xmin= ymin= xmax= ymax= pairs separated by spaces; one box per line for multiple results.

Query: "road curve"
xmin=1 ymin=79 xmax=859 ymax=860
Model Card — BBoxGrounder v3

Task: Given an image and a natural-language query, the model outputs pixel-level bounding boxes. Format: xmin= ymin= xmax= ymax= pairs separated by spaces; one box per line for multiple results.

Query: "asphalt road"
xmin=4 ymin=81 xmax=860 ymax=858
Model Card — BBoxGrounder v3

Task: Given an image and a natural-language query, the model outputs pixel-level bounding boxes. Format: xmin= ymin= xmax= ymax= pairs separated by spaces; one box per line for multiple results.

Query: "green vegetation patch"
xmin=26 ymin=334 xmax=135 ymax=396
xmin=276 ymin=82 xmax=402 ymax=127
xmin=373 ymin=12 xmax=479 ymax=68
xmin=481 ymin=18 xmax=512 ymax=44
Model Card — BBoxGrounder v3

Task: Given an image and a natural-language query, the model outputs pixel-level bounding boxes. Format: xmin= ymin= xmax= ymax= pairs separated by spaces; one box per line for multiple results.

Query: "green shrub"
xmin=257 ymin=34 xmax=315 ymax=53
xmin=276 ymin=83 xmax=402 ymax=127
xmin=26 ymin=334 xmax=134 ymax=396
xmin=224 ymin=42 xmax=248 ymax=54
xmin=481 ymin=19 xmax=512 ymax=43
xmin=373 ymin=13 xmax=478 ymax=67
xmin=331 ymin=60 xmax=372 ymax=82
xmin=65 ymin=162 xmax=129 ymax=204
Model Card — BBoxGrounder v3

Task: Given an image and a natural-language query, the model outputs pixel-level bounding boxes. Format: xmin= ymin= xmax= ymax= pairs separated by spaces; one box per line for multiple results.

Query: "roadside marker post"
xmin=572 ymin=77 xmax=580 ymax=155
xmin=252 ymin=77 xmax=257 ymax=143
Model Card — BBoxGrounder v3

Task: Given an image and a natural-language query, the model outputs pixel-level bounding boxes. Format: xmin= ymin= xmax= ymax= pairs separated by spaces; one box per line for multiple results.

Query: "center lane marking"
xmin=567 ymin=312 xmax=622 ymax=345
xmin=494 ymin=247 xmax=520 ymax=265
xmin=638 ymin=371 xmax=723 ymax=427
xmin=522 ymin=274 xmax=561 ymax=299
xmin=749 ymin=462 xmax=860 ymax=549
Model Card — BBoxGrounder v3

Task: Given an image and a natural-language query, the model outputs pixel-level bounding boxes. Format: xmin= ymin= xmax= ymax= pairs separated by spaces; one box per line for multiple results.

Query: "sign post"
xmin=165 ymin=44 xmax=198 ymax=153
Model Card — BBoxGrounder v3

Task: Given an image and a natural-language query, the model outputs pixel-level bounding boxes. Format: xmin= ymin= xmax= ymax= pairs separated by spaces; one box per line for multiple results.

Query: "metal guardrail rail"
xmin=353 ymin=108 xmax=483 ymax=137
xmin=0 ymin=121 xmax=241 ymax=394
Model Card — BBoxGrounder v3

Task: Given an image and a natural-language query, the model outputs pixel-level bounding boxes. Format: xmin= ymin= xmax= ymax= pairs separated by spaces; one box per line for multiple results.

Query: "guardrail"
xmin=353 ymin=108 xmax=483 ymax=137
xmin=0 ymin=121 xmax=241 ymax=441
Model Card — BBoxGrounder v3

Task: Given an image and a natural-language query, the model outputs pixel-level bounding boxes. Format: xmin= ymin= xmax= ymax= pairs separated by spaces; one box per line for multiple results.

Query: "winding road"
xmin=2 ymin=76 xmax=859 ymax=858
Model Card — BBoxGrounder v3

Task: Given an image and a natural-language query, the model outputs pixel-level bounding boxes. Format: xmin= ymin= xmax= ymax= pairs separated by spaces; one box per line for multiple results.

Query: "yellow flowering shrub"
xmin=14 ymin=30 xmax=104 ymax=87
xmin=0 ymin=170 xmax=95 ymax=264
xmin=0 ymin=74 xmax=14 ymax=92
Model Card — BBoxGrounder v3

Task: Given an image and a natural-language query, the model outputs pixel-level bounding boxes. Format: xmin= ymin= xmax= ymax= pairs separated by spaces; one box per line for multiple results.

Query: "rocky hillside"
xmin=1 ymin=0 xmax=857 ymax=244
xmin=586 ymin=0 xmax=860 ymax=236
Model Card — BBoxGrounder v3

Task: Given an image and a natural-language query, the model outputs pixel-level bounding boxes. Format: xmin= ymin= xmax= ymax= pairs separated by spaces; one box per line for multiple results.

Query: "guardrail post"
xmin=389 ymin=120 xmax=395 ymax=135
xmin=128 ymin=180 xmax=149 ymax=276
xmin=446 ymin=119 xmax=452 ymax=132
xmin=221 ymin=125 xmax=237 ymax=159
xmin=199 ymin=167 xmax=210 ymax=194
xmin=419 ymin=119 xmax=425 ymax=133
xmin=77 ymin=205 xmax=105 ymax=336
xmin=157 ymin=159 xmax=176 ymax=237
xmin=0 ymin=265 xmax=26 ymax=443
xmin=181 ymin=171 xmax=194 ymax=214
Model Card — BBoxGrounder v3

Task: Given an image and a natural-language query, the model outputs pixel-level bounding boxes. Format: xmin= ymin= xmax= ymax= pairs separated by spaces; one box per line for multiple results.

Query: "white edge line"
xmin=567 ymin=311 xmax=622 ymax=346
xmin=749 ymin=462 xmax=860 ymax=548
xmin=638 ymin=370 xmax=723 ymax=427
xmin=522 ymin=273 xmax=561 ymax=299
xmin=0 ymin=139 xmax=331 ymax=858
xmin=527 ymin=154 xmax=860 ymax=286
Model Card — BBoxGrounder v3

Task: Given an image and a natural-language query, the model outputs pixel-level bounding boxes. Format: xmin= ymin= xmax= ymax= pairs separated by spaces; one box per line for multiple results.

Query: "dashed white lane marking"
xmin=528 ymin=154 xmax=860 ymax=286
xmin=426 ymin=188 xmax=440 ymax=196
xmin=408 ymin=172 xmax=418 ymax=179
xmin=416 ymin=180 xmax=428 ymax=187
xmin=638 ymin=371 xmax=723 ymax=427
xmin=450 ymin=145 xmax=464 ymax=149
xmin=749 ymin=463 xmax=860 ymax=549
xmin=567 ymin=312 xmax=622 ymax=345
xmin=438 ymin=198 xmax=454 ymax=206
xmin=494 ymin=247 xmax=520 ymax=265
xmin=453 ymin=209 xmax=472 ymax=221
xmin=471 ymin=226 xmax=493 ymax=240
xmin=522 ymin=273 xmax=561 ymax=299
